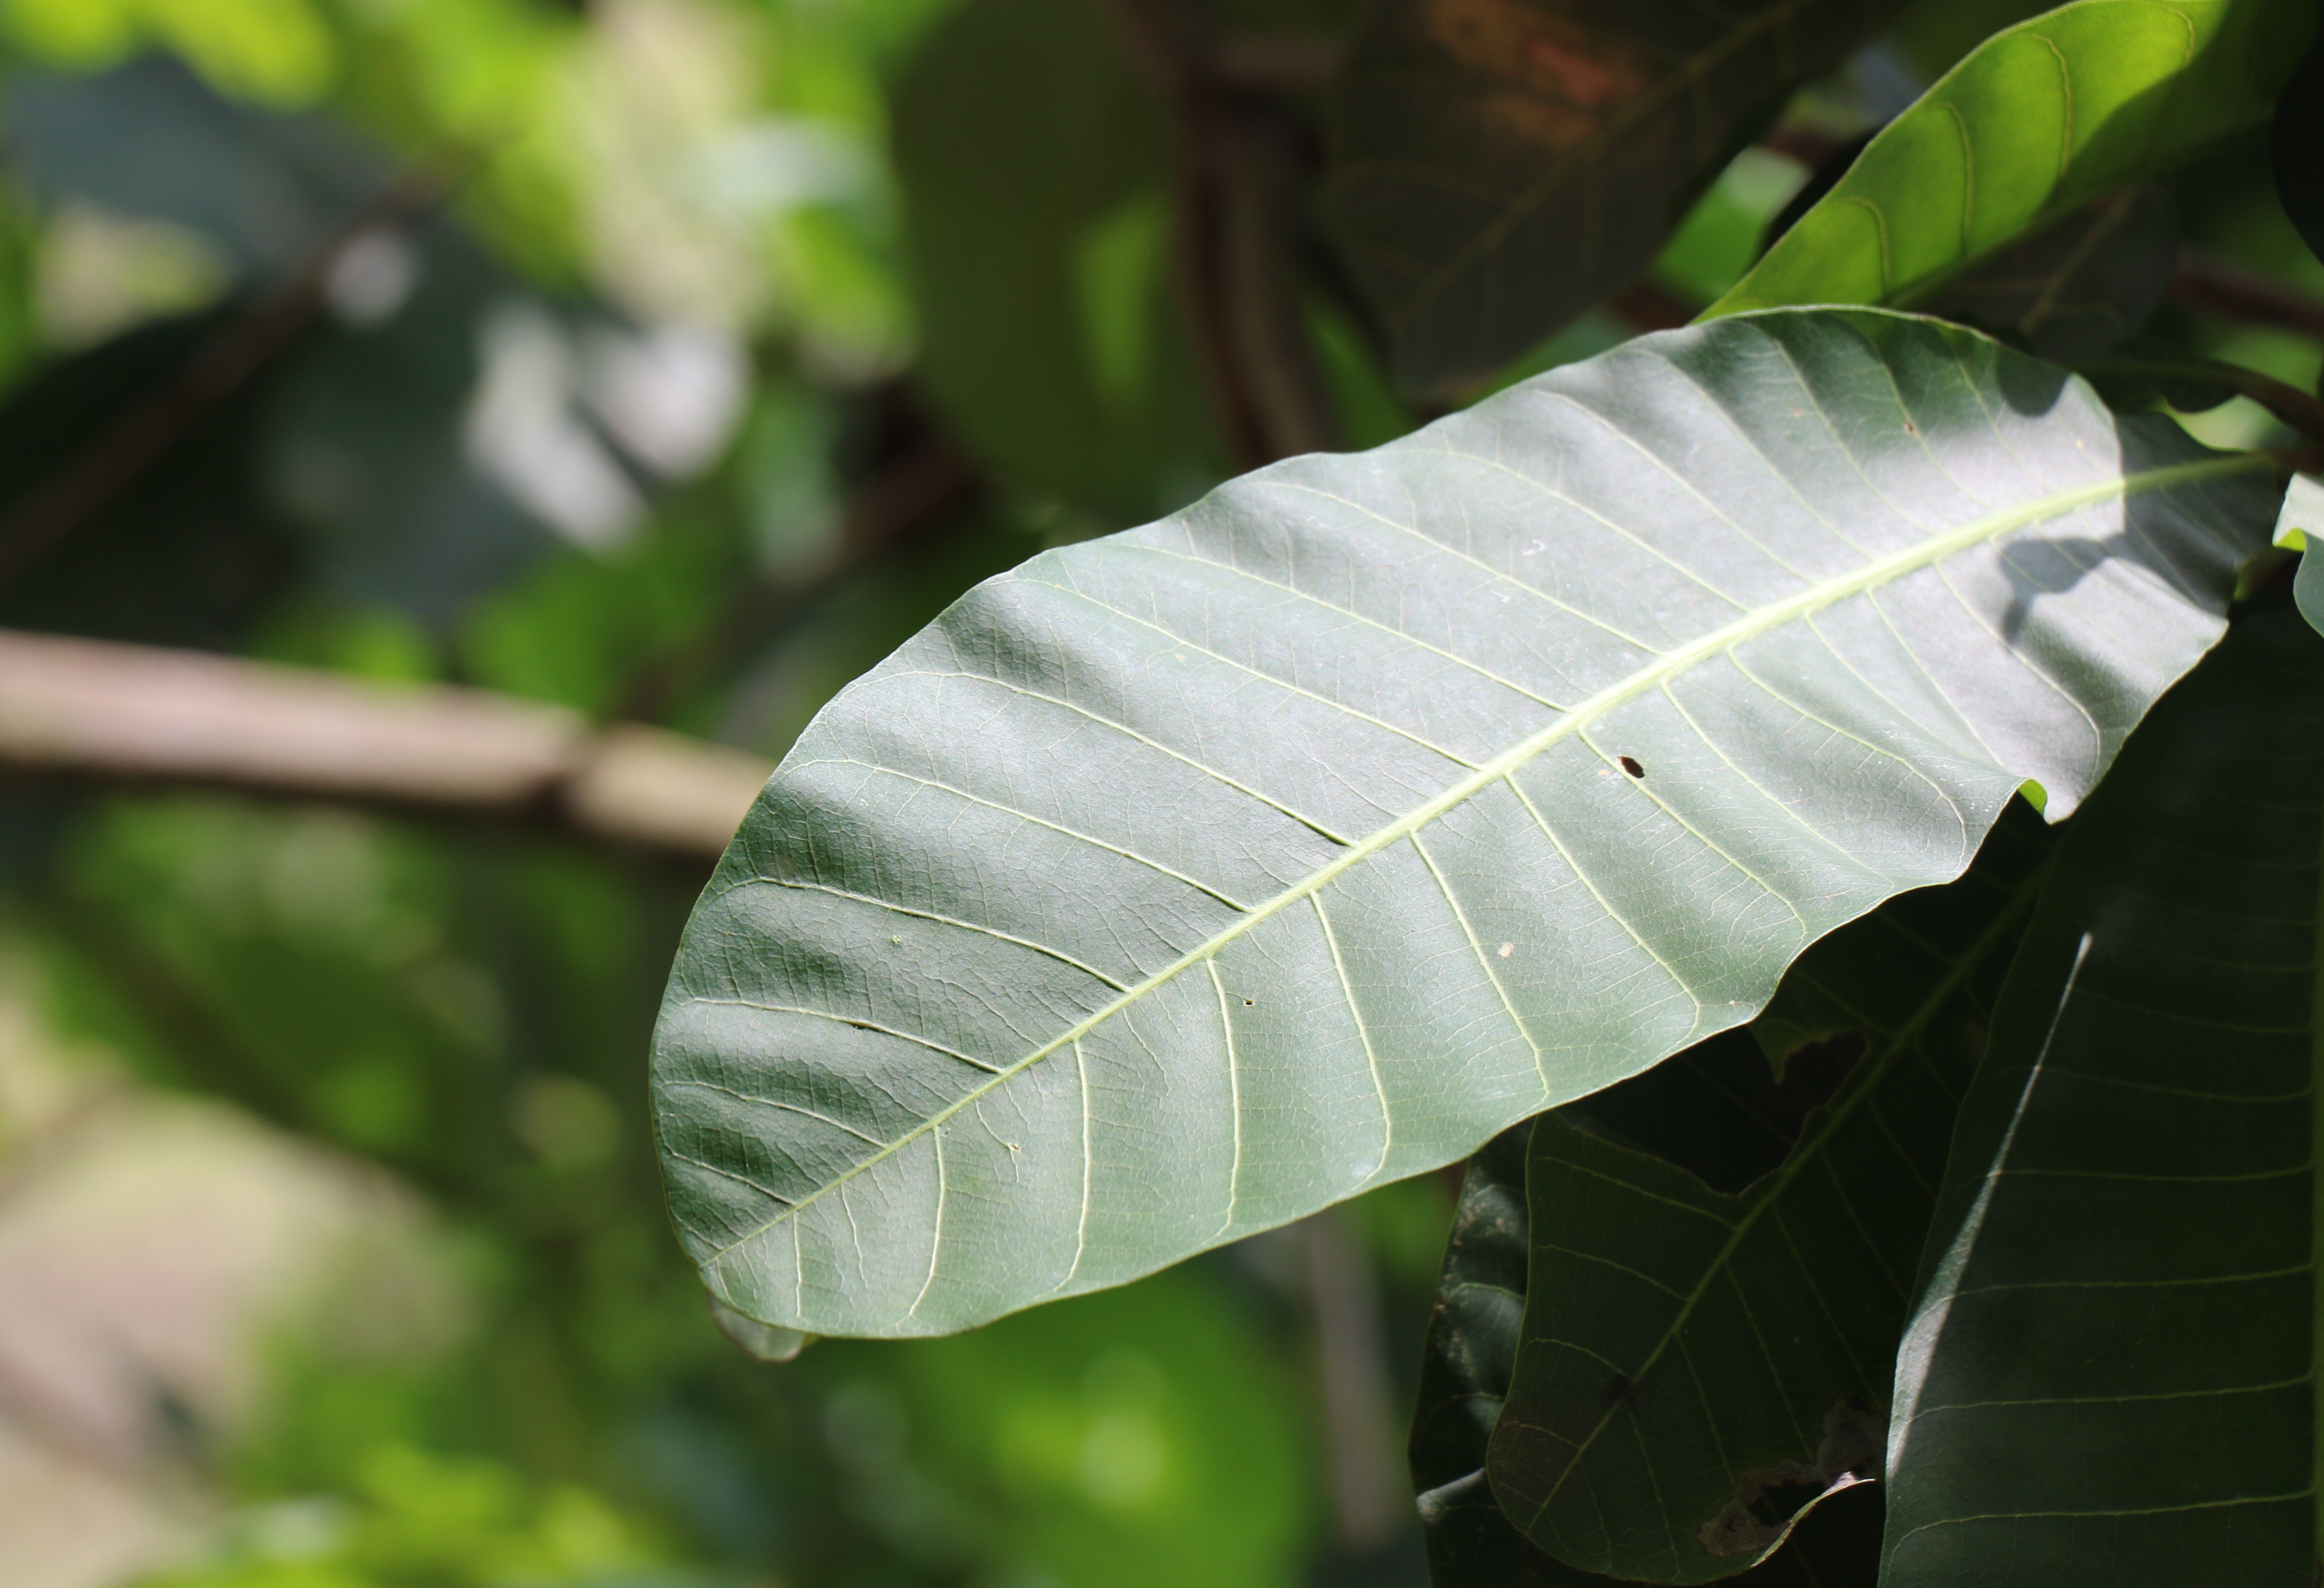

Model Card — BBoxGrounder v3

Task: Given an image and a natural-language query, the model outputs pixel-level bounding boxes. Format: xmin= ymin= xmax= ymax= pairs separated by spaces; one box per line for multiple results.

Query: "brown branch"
xmin=2169 ymin=249 xmax=2324 ymax=343
xmin=0 ymin=150 xmax=474 ymax=593
xmin=2072 ymin=355 xmax=2324 ymax=443
xmin=0 ymin=629 xmax=772 ymax=860
xmin=1299 ymin=1208 xmax=1405 ymax=1551
xmin=1210 ymin=32 xmax=1344 ymax=96
xmin=1106 ymin=0 xmax=1340 ymax=470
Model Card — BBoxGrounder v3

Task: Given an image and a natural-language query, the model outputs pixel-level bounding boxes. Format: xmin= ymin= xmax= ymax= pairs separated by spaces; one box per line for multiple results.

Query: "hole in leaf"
xmin=1617 ymin=755 xmax=1644 ymax=777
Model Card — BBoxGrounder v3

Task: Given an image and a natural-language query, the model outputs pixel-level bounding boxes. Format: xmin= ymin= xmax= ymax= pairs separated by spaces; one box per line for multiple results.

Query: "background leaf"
xmin=1412 ymin=1120 xmax=1887 ymax=1588
xmin=1880 ymin=610 xmax=2323 ymax=1585
xmin=1489 ymin=807 xmax=2049 ymax=1582
xmin=652 ymin=308 xmax=2278 ymax=1340
xmin=1324 ymin=0 xmax=1905 ymax=394
xmin=892 ymin=0 xmax=1222 ymax=522
xmin=1711 ymin=0 xmax=2314 ymax=319
xmin=1928 ymin=185 xmax=2181 ymax=362
xmin=2269 ymin=8 xmax=2324 ymax=267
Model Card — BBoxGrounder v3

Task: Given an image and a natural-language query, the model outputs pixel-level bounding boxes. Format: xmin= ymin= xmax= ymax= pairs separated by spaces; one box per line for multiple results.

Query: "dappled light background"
xmin=1 ymin=1 xmax=2321 ymax=1586
xmin=0 ymin=3 xmax=1460 ymax=1586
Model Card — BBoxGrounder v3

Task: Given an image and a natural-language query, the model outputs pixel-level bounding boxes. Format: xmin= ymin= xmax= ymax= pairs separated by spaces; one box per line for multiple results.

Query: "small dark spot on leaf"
xmin=1598 ymin=1372 xmax=1636 ymax=1411
xmin=1244 ymin=998 xmax=1255 ymax=1006
xmin=1903 ymin=421 xmax=1917 ymax=434
xmin=1618 ymin=755 xmax=1644 ymax=778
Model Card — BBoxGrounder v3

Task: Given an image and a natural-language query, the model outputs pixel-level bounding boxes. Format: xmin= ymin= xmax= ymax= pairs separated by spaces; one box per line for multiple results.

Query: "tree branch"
xmin=2170 ymin=249 xmax=2324 ymax=343
xmin=0 ymin=151 xmax=472 ymax=593
xmin=1106 ymin=0 xmax=1341 ymax=469
xmin=0 ymin=629 xmax=771 ymax=860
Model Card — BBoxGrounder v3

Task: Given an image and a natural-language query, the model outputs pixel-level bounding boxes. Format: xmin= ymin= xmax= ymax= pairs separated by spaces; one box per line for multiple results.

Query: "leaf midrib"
xmin=699 ymin=448 xmax=2264 ymax=1272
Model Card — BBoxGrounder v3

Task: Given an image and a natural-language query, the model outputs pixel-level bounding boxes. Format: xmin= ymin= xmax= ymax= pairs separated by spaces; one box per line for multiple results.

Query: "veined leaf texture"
xmin=1880 ymin=613 xmax=2324 ymax=1586
xmin=653 ymin=309 xmax=2278 ymax=1339
xmin=1326 ymin=0 xmax=1906 ymax=392
xmin=1711 ymin=0 xmax=2313 ymax=321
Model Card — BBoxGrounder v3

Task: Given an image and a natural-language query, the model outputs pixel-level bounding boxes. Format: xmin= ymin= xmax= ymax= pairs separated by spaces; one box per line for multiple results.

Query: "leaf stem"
xmin=2073 ymin=356 xmax=2324 ymax=444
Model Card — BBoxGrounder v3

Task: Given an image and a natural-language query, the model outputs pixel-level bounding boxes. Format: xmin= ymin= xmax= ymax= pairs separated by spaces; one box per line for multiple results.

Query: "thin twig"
xmin=2169 ymin=249 xmax=2324 ymax=344
xmin=1300 ymin=1208 xmax=1406 ymax=1550
xmin=0 ymin=149 xmax=476 ymax=593
xmin=2073 ymin=355 xmax=2324 ymax=443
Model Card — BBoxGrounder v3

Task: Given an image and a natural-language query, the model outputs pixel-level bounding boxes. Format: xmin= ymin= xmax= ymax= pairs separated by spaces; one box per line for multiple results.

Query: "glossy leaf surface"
xmin=1326 ymin=0 xmax=1902 ymax=394
xmin=1712 ymin=0 xmax=2313 ymax=319
xmin=653 ymin=309 xmax=2276 ymax=1339
xmin=1882 ymin=611 xmax=2324 ymax=1584
xmin=1489 ymin=808 xmax=2049 ymax=1581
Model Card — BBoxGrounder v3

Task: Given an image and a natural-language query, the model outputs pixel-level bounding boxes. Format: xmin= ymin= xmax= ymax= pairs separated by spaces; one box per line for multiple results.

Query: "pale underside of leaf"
xmin=652 ymin=309 xmax=2274 ymax=1339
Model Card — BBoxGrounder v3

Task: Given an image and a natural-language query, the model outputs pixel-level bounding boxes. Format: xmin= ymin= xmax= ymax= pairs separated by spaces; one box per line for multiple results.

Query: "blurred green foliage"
xmin=0 ymin=1 xmax=2310 ymax=1586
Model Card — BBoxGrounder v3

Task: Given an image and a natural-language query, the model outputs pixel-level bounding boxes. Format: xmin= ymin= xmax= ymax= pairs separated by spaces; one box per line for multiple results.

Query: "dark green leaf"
xmin=1713 ymin=0 xmax=2314 ymax=319
xmin=1412 ymin=1124 xmax=1565 ymax=1585
xmin=2270 ymin=11 xmax=2324 ymax=268
xmin=891 ymin=0 xmax=1226 ymax=520
xmin=653 ymin=309 xmax=2278 ymax=1340
xmin=1413 ymin=1096 xmax=1891 ymax=1587
xmin=1881 ymin=610 xmax=2322 ymax=1584
xmin=1930 ymin=185 xmax=2179 ymax=362
xmin=1485 ymin=807 xmax=2049 ymax=1581
xmin=1324 ymin=0 xmax=1905 ymax=394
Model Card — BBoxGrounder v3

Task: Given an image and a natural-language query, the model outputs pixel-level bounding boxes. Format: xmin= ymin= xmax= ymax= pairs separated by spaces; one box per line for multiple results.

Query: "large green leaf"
xmin=651 ymin=308 xmax=2277 ymax=1340
xmin=1488 ymin=806 xmax=2050 ymax=1581
xmin=1325 ymin=0 xmax=1904 ymax=394
xmin=1411 ymin=1121 xmax=1887 ymax=1588
xmin=1878 ymin=610 xmax=2321 ymax=1584
xmin=1710 ymin=0 xmax=2314 ymax=319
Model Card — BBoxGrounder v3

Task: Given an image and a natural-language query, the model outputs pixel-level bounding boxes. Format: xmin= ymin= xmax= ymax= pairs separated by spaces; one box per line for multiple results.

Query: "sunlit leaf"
xmin=2273 ymin=470 xmax=2324 ymax=638
xmin=652 ymin=308 xmax=2277 ymax=1339
xmin=1711 ymin=0 xmax=2313 ymax=319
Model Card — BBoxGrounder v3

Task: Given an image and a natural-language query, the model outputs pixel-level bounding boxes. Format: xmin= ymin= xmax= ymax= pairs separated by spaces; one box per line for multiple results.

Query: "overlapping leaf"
xmin=1881 ymin=611 xmax=2322 ymax=1585
xmin=652 ymin=309 xmax=2278 ymax=1340
xmin=1887 ymin=604 xmax=2324 ymax=1581
xmin=1411 ymin=1120 xmax=1887 ymax=1588
xmin=1488 ymin=806 xmax=2050 ymax=1581
xmin=1326 ymin=0 xmax=1905 ymax=393
xmin=1927 ymin=185 xmax=2180 ymax=363
xmin=1712 ymin=0 xmax=2312 ymax=319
